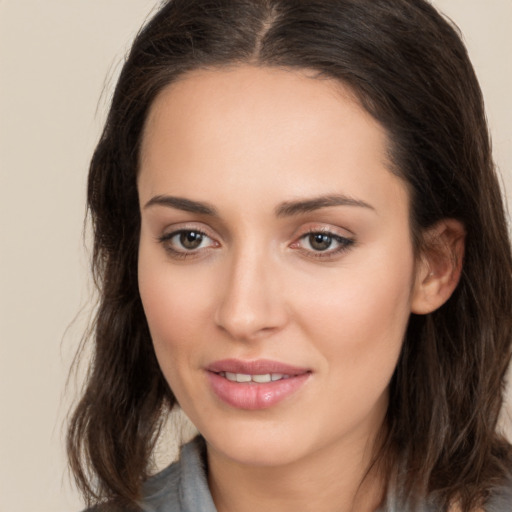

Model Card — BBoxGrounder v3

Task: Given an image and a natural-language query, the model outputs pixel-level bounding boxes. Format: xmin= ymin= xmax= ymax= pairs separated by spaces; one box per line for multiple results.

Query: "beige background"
xmin=0 ymin=1 xmax=511 ymax=511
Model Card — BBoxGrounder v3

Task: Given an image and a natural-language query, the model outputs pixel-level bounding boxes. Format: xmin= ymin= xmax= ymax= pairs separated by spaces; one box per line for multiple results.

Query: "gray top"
xmin=140 ymin=437 xmax=216 ymax=512
xmin=100 ymin=437 xmax=512 ymax=512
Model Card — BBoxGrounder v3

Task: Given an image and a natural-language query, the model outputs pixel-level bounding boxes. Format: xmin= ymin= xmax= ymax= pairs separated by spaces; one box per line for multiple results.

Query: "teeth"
xmin=252 ymin=374 xmax=271 ymax=383
xmin=221 ymin=372 xmax=289 ymax=383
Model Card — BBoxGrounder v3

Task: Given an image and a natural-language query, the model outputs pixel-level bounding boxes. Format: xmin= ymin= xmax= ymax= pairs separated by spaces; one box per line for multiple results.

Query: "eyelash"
xmin=157 ymin=229 xmax=216 ymax=260
xmin=292 ymin=229 xmax=355 ymax=259
xmin=157 ymin=228 xmax=355 ymax=260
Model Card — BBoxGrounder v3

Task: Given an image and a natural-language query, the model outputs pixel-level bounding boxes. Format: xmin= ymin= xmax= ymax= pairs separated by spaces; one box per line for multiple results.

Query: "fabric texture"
xmin=138 ymin=437 xmax=216 ymax=512
xmin=90 ymin=436 xmax=512 ymax=512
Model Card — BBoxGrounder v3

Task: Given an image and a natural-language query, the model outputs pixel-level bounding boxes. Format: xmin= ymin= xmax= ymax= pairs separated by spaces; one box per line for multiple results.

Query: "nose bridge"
xmin=214 ymin=240 xmax=286 ymax=340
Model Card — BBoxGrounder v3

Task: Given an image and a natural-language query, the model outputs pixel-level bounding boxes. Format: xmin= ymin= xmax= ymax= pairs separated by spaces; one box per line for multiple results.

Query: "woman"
xmin=67 ymin=1 xmax=512 ymax=510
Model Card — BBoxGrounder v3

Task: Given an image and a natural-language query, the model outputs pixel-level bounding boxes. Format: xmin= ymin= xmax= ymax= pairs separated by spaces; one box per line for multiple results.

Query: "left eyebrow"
xmin=275 ymin=194 xmax=375 ymax=217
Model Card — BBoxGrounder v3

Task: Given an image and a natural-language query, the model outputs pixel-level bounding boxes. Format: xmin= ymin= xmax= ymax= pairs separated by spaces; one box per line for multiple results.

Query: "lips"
xmin=205 ymin=359 xmax=311 ymax=410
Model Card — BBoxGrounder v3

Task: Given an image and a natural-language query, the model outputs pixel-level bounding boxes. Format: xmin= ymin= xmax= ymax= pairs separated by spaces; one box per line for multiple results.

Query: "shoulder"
xmin=445 ymin=476 xmax=512 ymax=512
xmin=484 ymin=475 xmax=512 ymax=512
xmin=387 ymin=472 xmax=512 ymax=512
xmin=142 ymin=436 xmax=214 ymax=512
xmin=81 ymin=460 xmax=183 ymax=512
xmin=144 ymin=442 xmax=189 ymax=500
xmin=140 ymin=452 xmax=183 ymax=512
xmin=81 ymin=436 xmax=215 ymax=512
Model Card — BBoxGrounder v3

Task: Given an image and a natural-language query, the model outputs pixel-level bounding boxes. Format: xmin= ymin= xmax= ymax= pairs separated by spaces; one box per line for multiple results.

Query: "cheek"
xmin=138 ymin=260 xmax=215 ymax=408
xmin=297 ymin=243 xmax=415 ymax=381
xmin=139 ymin=274 xmax=192 ymax=345
xmin=137 ymin=247 xmax=213 ymax=365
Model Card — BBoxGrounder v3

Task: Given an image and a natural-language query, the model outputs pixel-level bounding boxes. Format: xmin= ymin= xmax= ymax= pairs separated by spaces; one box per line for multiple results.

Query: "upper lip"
xmin=206 ymin=359 xmax=311 ymax=375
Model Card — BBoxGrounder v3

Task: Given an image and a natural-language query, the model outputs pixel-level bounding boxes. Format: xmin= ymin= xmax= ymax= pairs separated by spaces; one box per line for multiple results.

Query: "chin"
xmin=191 ymin=409 xmax=321 ymax=468
xmin=205 ymin=430 xmax=305 ymax=467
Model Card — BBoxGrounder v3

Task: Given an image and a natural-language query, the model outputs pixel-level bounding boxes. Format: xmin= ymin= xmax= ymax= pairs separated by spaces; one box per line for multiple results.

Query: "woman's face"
xmin=138 ymin=66 xmax=420 ymax=467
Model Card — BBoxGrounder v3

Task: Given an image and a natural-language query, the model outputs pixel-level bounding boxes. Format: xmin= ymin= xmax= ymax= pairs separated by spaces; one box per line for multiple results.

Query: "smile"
xmin=205 ymin=359 xmax=311 ymax=410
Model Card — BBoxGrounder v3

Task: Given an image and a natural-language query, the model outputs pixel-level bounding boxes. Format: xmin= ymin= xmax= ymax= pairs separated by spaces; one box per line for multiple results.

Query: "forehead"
xmin=138 ymin=65 xmax=407 ymax=219
xmin=141 ymin=65 xmax=378 ymax=158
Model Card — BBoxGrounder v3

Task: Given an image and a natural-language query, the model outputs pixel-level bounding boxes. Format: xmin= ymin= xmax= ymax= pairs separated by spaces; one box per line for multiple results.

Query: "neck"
xmin=207 ymin=429 xmax=387 ymax=512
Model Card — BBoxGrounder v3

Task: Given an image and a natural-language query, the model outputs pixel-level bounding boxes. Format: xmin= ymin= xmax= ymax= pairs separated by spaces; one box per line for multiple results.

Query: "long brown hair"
xmin=68 ymin=1 xmax=512 ymax=510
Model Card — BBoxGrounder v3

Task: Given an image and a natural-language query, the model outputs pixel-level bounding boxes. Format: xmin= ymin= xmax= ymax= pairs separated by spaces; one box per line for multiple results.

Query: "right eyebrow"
xmin=143 ymin=195 xmax=218 ymax=216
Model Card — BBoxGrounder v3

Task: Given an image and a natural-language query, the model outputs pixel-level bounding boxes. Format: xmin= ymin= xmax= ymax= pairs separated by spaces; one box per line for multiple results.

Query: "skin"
xmin=137 ymin=66 xmax=463 ymax=512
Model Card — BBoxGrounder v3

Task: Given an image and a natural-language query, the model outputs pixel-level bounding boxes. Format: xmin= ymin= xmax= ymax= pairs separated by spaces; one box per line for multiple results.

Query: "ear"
xmin=411 ymin=219 xmax=466 ymax=315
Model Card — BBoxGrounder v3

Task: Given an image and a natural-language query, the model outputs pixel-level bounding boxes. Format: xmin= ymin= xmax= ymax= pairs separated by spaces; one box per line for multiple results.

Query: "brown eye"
xmin=179 ymin=231 xmax=204 ymax=250
xmin=308 ymin=233 xmax=333 ymax=251
xmin=294 ymin=230 xmax=355 ymax=258
xmin=158 ymin=229 xmax=217 ymax=256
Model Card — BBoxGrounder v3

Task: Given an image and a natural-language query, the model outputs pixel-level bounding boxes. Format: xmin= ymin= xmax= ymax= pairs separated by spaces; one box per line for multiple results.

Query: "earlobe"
xmin=411 ymin=219 xmax=466 ymax=315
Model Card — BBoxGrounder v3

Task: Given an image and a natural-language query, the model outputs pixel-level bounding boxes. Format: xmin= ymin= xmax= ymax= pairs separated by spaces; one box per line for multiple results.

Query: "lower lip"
xmin=206 ymin=371 xmax=310 ymax=410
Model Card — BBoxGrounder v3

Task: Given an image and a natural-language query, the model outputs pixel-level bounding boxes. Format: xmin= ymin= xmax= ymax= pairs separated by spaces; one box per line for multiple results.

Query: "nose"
xmin=214 ymin=248 xmax=289 ymax=341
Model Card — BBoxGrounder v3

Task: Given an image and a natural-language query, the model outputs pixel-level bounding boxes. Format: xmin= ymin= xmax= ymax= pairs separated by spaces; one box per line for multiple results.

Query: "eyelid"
xmin=157 ymin=223 xmax=221 ymax=258
xmin=291 ymin=223 xmax=354 ymax=241
xmin=289 ymin=224 xmax=356 ymax=258
xmin=158 ymin=221 xmax=219 ymax=240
